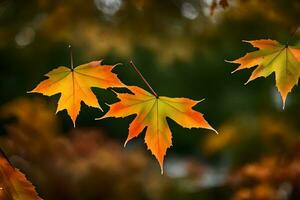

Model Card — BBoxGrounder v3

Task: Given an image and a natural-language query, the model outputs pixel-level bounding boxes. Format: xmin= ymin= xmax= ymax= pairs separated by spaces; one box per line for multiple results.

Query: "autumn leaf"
xmin=29 ymin=60 xmax=124 ymax=126
xmin=228 ymin=39 xmax=300 ymax=108
xmin=0 ymin=149 xmax=43 ymax=200
xmin=98 ymin=86 xmax=217 ymax=173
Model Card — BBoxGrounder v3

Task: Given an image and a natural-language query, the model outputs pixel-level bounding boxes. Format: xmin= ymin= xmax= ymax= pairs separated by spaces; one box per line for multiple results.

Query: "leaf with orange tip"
xmin=29 ymin=61 xmax=124 ymax=126
xmin=0 ymin=149 xmax=43 ymax=200
xmin=228 ymin=39 xmax=300 ymax=109
xmin=98 ymin=86 xmax=217 ymax=173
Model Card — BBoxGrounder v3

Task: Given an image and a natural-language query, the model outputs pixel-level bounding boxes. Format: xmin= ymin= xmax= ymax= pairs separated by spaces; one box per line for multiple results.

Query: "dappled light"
xmin=1 ymin=0 xmax=300 ymax=199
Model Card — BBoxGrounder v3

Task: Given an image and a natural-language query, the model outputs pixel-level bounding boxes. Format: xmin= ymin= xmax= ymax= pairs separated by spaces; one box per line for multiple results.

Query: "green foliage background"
xmin=1 ymin=0 xmax=300 ymax=199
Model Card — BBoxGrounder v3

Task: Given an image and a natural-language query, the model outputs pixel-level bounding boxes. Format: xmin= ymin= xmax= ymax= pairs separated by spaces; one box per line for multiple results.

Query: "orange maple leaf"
xmin=0 ymin=149 xmax=43 ymax=200
xmin=98 ymin=86 xmax=217 ymax=173
xmin=228 ymin=39 xmax=300 ymax=108
xmin=29 ymin=61 xmax=124 ymax=126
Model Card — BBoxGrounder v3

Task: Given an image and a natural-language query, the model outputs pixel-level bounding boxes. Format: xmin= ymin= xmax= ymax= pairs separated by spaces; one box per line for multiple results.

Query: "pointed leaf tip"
xmin=225 ymin=59 xmax=235 ymax=64
xmin=113 ymin=62 xmax=123 ymax=68
xmin=124 ymin=139 xmax=129 ymax=147
xmin=242 ymin=40 xmax=251 ymax=43
xmin=244 ymin=78 xmax=253 ymax=85
xmin=95 ymin=113 xmax=111 ymax=120
xmin=196 ymin=98 xmax=205 ymax=104
xmin=98 ymin=105 xmax=104 ymax=112
xmin=212 ymin=128 xmax=219 ymax=135
xmin=95 ymin=116 xmax=103 ymax=120
xmin=231 ymin=69 xmax=239 ymax=74
xmin=282 ymin=99 xmax=286 ymax=110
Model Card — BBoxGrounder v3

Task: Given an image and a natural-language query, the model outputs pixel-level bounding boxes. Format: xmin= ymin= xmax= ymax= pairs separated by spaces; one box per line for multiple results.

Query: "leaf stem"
xmin=129 ymin=60 xmax=158 ymax=98
xmin=286 ymin=26 xmax=299 ymax=46
xmin=69 ymin=44 xmax=74 ymax=70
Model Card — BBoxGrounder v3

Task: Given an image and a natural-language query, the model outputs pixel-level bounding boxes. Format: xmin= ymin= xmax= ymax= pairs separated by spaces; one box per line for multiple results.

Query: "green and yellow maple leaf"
xmin=228 ymin=39 xmax=300 ymax=108
xmin=29 ymin=61 xmax=124 ymax=126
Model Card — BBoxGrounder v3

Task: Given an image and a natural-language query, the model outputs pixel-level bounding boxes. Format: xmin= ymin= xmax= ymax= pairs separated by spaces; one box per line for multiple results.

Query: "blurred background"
xmin=1 ymin=0 xmax=300 ymax=199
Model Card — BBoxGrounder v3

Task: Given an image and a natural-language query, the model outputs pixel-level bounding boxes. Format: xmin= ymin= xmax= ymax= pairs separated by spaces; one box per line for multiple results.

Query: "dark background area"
xmin=1 ymin=0 xmax=300 ymax=199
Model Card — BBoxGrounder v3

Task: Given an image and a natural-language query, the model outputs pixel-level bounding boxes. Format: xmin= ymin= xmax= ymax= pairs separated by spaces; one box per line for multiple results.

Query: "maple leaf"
xmin=0 ymin=149 xmax=43 ymax=200
xmin=98 ymin=86 xmax=217 ymax=173
xmin=29 ymin=61 xmax=124 ymax=126
xmin=228 ymin=39 xmax=300 ymax=108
